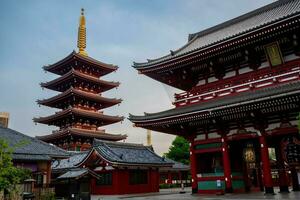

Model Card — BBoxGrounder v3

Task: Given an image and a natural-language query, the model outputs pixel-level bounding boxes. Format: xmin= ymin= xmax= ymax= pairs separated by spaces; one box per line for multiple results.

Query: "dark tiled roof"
xmin=0 ymin=127 xmax=69 ymax=161
xmin=160 ymin=158 xmax=190 ymax=172
xmin=52 ymin=151 xmax=89 ymax=170
xmin=129 ymin=80 xmax=300 ymax=122
xmin=57 ymin=168 xmax=88 ymax=179
xmin=13 ymin=154 xmax=51 ymax=161
xmin=52 ymin=140 xmax=173 ymax=169
xmin=56 ymin=168 xmax=100 ymax=180
xmin=94 ymin=139 xmax=173 ymax=167
xmin=133 ymin=0 xmax=300 ymax=68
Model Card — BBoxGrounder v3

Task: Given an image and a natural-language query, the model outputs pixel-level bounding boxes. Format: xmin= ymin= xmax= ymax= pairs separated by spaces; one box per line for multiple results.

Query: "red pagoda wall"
xmin=90 ymin=169 xmax=160 ymax=195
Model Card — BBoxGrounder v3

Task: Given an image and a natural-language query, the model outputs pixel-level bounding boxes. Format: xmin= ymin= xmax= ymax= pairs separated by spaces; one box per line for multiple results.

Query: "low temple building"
xmin=51 ymin=139 xmax=172 ymax=198
xmin=130 ymin=0 xmax=300 ymax=195
xmin=0 ymin=125 xmax=68 ymax=187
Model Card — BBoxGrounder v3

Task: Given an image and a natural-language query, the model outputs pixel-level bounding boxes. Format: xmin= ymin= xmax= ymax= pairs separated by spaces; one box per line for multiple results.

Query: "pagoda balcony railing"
xmin=174 ymin=59 xmax=300 ymax=107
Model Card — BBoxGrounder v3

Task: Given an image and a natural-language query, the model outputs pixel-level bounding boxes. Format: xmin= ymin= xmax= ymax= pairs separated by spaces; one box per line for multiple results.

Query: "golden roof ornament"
xmin=77 ymin=8 xmax=88 ymax=56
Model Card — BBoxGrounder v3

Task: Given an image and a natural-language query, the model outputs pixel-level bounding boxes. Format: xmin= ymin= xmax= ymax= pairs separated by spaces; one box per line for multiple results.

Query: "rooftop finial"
xmin=77 ymin=8 xmax=88 ymax=56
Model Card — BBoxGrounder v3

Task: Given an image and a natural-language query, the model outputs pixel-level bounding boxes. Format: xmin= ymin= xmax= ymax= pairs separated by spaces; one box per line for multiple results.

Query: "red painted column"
xmin=222 ymin=137 xmax=233 ymax=193
xmin=259 ymin=136 xmax=274 ymax=194
xmin=190 ymin=139 xmax=198 ymax=194
xmin=167 ymin=171 xmax=172 ymax=184
xmin=46 ymin=161 xmax=51 ymax=185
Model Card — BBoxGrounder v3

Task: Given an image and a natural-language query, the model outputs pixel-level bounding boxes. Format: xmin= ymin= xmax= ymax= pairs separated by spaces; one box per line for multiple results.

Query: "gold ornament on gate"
xmin=243 ymin=143 xmax=256 ymax=163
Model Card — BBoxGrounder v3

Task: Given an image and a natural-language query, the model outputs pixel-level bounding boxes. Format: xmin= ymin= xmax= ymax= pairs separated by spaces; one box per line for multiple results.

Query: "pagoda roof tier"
xmin=133 ymin=0 xmax=300 ymax=70
xmin=34 ymin=108 xmax=124 ymax=127
xmin=129 ymin=80 xmax=300 ymax=129
xmin=36 ymin=128 xmax=127 ymax=142
xmin=41 ymin=69 xmax=120 ymax=93
xmin=37 ymin=88 xmax=122 ymax=110
xmin=43 ymin=51 xmax=118 ymax=77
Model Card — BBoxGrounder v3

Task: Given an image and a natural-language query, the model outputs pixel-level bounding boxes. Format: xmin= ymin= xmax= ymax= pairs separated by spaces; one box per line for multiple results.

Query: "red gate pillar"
xmin=222 ymin=137 xmax=233 ymax=193
xmin=259 ymin=136 xmax=274 ymax=194
xmin=190 ymin=139 xmax=198 ymax=194
xmin=167 ymin=171 xmax=172 ymax=184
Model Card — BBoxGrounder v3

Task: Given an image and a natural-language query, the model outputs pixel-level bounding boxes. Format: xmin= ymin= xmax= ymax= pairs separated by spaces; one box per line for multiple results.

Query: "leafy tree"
xmin=0 ymin=139 xmax=31 ymax=195
xmin=164 ymin=136 xmax=190 ymax=165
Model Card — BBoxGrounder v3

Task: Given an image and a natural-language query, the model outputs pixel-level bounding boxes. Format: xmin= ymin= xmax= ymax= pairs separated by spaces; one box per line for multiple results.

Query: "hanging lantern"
xmin=243 ymin=143 xmax=256 ymax=163
xmin=281 ymin=136 xmax=300 ymax=165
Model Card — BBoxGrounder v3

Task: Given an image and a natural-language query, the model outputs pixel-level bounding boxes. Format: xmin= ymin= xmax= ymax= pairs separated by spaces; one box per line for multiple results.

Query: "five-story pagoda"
xmin=34 ymin=9 xmax=126 ymax=151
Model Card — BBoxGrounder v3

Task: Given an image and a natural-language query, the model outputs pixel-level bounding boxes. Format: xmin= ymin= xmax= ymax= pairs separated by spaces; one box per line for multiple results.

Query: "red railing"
xmin=174 ymin=59 xmax=300 ymax=107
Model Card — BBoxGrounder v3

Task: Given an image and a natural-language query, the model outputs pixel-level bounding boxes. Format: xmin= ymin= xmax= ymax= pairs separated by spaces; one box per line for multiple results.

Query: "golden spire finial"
xmin=77 ymin=8 xmax=88 ymax=56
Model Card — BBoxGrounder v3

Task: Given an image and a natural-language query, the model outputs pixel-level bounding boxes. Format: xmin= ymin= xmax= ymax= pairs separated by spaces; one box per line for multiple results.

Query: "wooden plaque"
xmin=264 ymin=42 xmax=284 ymax=67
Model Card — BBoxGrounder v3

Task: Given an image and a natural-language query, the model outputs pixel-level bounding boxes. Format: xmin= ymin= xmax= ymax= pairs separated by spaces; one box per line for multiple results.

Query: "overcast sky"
xmin=0 ymin=0 xmax=274 ymax=155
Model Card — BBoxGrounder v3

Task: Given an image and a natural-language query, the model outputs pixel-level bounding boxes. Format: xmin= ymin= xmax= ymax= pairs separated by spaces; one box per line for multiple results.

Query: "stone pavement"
xmin=91 ymin=188 xmax=300 ymax=200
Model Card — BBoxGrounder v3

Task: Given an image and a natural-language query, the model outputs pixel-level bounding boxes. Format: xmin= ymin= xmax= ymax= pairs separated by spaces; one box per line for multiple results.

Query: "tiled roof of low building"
xmin=93 ymin=139 xmax=173 ymax=167
xmin=0 ymin=126 xmax=69 ymax=161
xmin=52 ymin=151 xmax=89 ymax=170
xmin=52 ymin=140 xmax=173 ymax=170
xmin=56 ymin=168 xmax=100 ymax=180
xmin=160 ymin=158 xmax=190 ymax=172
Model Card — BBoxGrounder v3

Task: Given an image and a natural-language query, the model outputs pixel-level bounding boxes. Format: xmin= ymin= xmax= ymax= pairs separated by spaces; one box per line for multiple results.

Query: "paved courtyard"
xmin=92 ymin=188 xmax=300 ymax=200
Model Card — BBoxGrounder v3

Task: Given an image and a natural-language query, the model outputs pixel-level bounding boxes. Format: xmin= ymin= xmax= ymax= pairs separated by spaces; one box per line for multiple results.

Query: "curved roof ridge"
xmin=36 ymin=128 xmax=127 ymax=142
xmin=37 ymin=87 xmax=122 ymax=105
xmin=34 ymin=107 xmax=124 ymax=124
xmin=134 ymin=33 xmax=201 ymax=66
xmin=44 ymin=51 xmax=117 ymax=71
xmin=133 ymin=0 xmax=300 ymax=69
xmin=188 ymin=0 xmax=291 ymax=41
xmin=93 ymin=139 xmax=144 ymax=148
xmin=41 ymin=69 xmax=120 ymax=88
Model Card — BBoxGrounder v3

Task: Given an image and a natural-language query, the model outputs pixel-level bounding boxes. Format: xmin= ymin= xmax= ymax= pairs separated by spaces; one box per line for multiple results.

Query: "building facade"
xmin=129 ymin=0 xmax=300 ymax=194
xmin=52 ymin=139 xmax=172 ymax=198
xmin=34 ymin=9 xmax=126 ymax=151
xmin=0 ymin=112 xmax=9 ymax=128
xmin=0 ymin=126 xmax=68 ymax=186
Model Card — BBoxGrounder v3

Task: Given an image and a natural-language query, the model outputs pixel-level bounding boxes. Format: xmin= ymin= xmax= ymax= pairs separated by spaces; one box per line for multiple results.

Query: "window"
xmin=35 ymin=173 xmax=44 ymax=186
xmin=76 ymin=146 xmax=81 ymax=151
xmin=129 ymin=170 xmax=148 ymax=185
xmin=96 ymin=172 xmax=112 ymax=186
